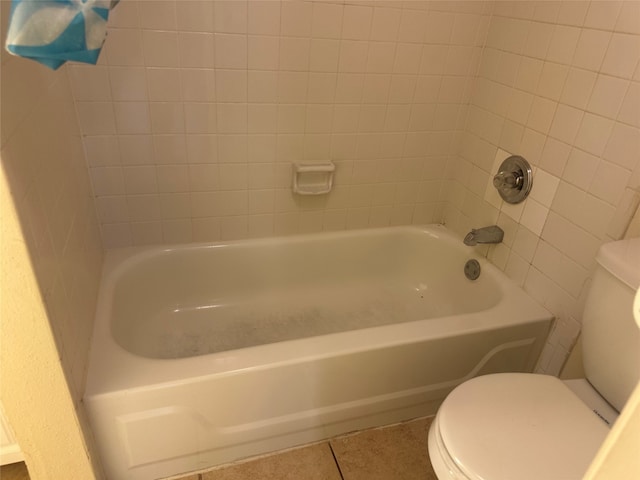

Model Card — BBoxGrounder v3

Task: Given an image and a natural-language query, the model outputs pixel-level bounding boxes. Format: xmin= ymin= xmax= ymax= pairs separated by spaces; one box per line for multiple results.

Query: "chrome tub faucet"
xmin=463 ymin=225 xmax=504 ymax=246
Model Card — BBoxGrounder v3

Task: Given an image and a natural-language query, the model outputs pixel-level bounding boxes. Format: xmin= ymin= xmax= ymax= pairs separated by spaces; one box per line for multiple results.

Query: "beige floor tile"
xmin=166 ymin=475 xmax=198 ymax=480
xmin=330 ymin=417 xmax=438 ymax=480
xmin=201 ymin=442 xmax=342 ymax=480
xmin=0 ymin=462 xmax=30 ymax=480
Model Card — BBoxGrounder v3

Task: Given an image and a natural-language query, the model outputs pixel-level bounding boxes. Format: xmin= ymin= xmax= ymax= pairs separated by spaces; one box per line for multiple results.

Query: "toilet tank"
xmin=582 ymin=238 xmax=640 ymax=413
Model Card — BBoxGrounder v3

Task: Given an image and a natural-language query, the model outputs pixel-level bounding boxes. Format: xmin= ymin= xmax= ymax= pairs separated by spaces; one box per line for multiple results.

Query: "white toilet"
xmin=428 ymin=238 xmax=640 ymax=480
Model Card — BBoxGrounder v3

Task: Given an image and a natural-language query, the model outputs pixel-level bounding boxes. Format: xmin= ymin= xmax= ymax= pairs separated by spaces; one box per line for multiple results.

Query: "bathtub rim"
xmin=84 ymin=224 xmax=553 ymax=398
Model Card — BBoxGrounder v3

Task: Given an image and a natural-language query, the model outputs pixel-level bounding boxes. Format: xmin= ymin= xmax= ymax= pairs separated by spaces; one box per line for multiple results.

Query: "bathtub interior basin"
xmin=112 ymin=226 xmax=502 ymax=359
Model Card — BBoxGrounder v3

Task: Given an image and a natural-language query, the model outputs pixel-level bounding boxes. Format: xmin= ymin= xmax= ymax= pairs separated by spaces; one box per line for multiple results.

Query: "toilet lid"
xmin=438 ymin=373 xmax=610 ymax=480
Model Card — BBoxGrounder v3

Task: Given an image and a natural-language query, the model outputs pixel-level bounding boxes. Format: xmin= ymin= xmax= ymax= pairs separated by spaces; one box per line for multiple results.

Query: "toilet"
xmin=428 ymin=238 xmax=640 ymax=480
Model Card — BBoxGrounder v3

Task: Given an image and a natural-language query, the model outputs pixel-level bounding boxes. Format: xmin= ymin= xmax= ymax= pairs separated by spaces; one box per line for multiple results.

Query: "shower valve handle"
xmin=493 ymin=170 xmax=523 ymax=189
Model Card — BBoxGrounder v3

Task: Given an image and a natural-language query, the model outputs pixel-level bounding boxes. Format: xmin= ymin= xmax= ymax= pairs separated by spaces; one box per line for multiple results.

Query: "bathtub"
xmin=84 ymin=225 xmax=552 ymax=480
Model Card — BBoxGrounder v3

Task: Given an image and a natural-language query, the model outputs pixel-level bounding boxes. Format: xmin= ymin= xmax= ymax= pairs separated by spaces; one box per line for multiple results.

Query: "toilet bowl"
xmin=428 ymin=374 xmax=612 ymax=479
xmin=428 ymin=238 xmax=640 ymax=480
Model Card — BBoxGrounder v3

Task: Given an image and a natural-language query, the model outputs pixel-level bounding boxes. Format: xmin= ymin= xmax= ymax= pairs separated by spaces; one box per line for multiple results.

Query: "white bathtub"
xmin=84 ymin=225 xmax=552 ymax=480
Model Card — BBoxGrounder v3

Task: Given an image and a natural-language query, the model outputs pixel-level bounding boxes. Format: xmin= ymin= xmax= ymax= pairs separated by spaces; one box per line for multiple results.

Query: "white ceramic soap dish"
xmin=292 ymin=162 xmax=335 ymax=195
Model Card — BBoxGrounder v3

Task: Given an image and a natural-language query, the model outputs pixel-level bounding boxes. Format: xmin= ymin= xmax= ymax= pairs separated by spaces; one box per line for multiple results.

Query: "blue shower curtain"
xmin=4 ymin=0 xmax=115 ymax=69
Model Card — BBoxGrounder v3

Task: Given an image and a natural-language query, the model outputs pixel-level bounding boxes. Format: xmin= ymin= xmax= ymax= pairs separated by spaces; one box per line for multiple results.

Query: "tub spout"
xmin=463 ymin=225 xmax=504 ymax=246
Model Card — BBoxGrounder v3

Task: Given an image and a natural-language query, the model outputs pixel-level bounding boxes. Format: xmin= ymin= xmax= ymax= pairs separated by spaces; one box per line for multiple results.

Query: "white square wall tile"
xmin=398 ymin=8 xmax=427 ymax=43
xmin=69 ymin=66 xmax=111 ymax=101
xmin=76 ymin=102 xmax=116 ymax=135
xmin=309 ymin=38 xmax=340 ymax=72
xmin=424 ymin=10 xmax=455 ymax=45
xmin=90 ymin=166 xmax=125 ymax=196
xmin=279 ymin=37 xmax=311 ymax=71
xmin=563 ymin=148 xmax=599 ymax=190
xmin=248 ymin=71 xmax=278 ymax=103
xmin=248 ymin=35 xmax=280 ymax=70
xmin=162 ymin=219 xmax=193 ymax=243
xmin=120 ymin=135 xmax=154 ymax=165
xmin=215 ymin=70 xmax=247 ymax=102
xmin=603 ymin=122 xmax=640 ymax=171
xmin=572 ymin=29 xmax=611 ymax=72
xmin=180 ymin=69 xmax=215 ymax=102
xmin=338 ymin=40 xmax=368 ymax=73
xmin=186 ymin=134 xmax=217 ymax=163
xmin=214 ymin=34 xmax=248 ymax=69
xmin=156 ymin=165 xmax=190 ymax=193
xmin=97 ymin=195 xmax=129 ymax=223
xmin=280 ymin=1 xmax=312 ymax=37
xmin=616 ymin=1 xmax=640 ymax=34
xmin=546 ymin=25 xmax=580 ymax=64
xmin=539 ymin=138 xmax=571 ymax=178
xmin=589 ymin=160 xmax=631 ymax=206
xmin=557 ymin=1 xmax=589 ymax=27
xmin=530 ymin=169 xmax=560 ymax=208
xmin=587 ymin=74 xmax=629 ymax=120
xmin=139 ymin=1 xmax=176 ymax=30
xmin=536 ymin=62 xmax=569 ymax=102
xmin=104 ymin=28 xmax=144 ymax=66
xmin=84 ymin=136 xmax=120 ymax=166
xmin=574 ymin=113 xmax=615 ymax=157
xmin=107 ymin=0 xmax=139 ymax=28
xmin=248 ymin=0 xmax=281 ymax=36
xmin=177 ymin=0 xmax=214 ymax=33
xmin=184 ymin=103 xmax=217 ymax=134
xmin=248 ymin=104 xmax=278 ymax=134
xmin=527 ymin=97 xmax=557 ymax=135
xmin=584 ymin=1 xmax=622 ymax=31
xmin=114 ymin=102 xmax=151 ymax=134
xmin=110 ymin=67 xmax=148 ymax=101
xmin=150 ymin=102 xmax=185 ymax=134
xmin=601 ymin=33 xmax=640 ymax=79
xmin=131 ymin=221 xmax=163 ymax=245
xmin=548 ymin=104 xmax=583 ymax=144
xmin=308 ymin=73 xmax=338 ymax=104
xmin=154 ymin=135 xmax=188 ymax=164
xmin=142 ymin=31 xmax=179 ymax=67
xmin=342 ymin=4 xmax=373 ymax=41
xmin=188 ymin=164 xmax=220 ymax=192
xmin=146 ymin=68 xmax=181 ymax=102
xmin=618 ymin=81 xmax=640 ymax=128
xmin=552 ymin=181 xmax=586 ymax=223
xmin=560 ymin=67 xmax=597 ymax=110
xmin=123 ymin=166 xmax=157 ymax=195
xmin=101 ymin=223 xmax=133 ymax=248
xmin=158 ymin=193 xmax=191 ymax=219
xmin=277 ymin=71 xmax=308 ymax=103
xmin=312 ymin=2 xmax=344 ymax=39
xmin=214 ymin=0 xmax=248 ymax=34
xmin=178 ymin=32 xmax=215 ymax=68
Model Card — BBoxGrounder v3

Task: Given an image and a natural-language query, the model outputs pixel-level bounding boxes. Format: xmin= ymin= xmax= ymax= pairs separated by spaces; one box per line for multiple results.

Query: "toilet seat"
xmin=431 ymin=373 xmax=610 ymax=480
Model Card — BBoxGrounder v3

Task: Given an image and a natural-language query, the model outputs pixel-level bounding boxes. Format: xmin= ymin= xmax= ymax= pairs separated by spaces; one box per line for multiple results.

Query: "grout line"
xmin=328 ymin=442 xmax=346 ymax=480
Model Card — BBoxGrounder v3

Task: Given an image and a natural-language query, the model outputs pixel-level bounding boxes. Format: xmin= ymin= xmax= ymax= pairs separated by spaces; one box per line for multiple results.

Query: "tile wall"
xmin=1 ymin=0 xmax=104 ymax=460
xmin=73 ymin=0 xmax=492 ymax=247
xmin=71 ymin=0 xmax=640 ymax=376
xmin=444 ymin=0 xmax=640 ymax=374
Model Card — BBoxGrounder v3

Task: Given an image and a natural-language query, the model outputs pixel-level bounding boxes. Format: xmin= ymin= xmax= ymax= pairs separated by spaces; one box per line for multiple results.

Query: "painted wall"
xmin=0 ymin=167 xmax=99 ymax=480
xmin=0 ymin=1 xmax=105 ymax=476
xmin=445 ymin=0 xmax=640 ymax=374
xmin=73 ymin=0 xmax=493 ymax=247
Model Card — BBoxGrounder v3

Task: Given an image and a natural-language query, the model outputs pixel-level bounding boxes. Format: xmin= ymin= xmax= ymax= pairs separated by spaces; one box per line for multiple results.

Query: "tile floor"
xmin=0 ymin=417 xmax=438 ymax=480
xmin=0 ymin=461 xmax=30 ymax=480
xmin=167 ymin=416 xmax=438 ymax=480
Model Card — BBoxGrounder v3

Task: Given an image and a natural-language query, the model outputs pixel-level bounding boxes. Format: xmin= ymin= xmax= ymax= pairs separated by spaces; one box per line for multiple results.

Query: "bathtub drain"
xmin=464 ymin=259 xmax=481 ymax=281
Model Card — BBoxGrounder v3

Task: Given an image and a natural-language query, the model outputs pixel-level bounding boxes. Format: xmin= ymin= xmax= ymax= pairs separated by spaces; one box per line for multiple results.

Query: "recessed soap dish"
xmin=292 ymin=162 xmax=335 ymax=195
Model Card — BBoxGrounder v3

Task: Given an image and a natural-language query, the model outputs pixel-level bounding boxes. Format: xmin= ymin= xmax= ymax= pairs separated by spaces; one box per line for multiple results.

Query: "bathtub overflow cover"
xmin=464 ymin=259 xmax=481 ymax=281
